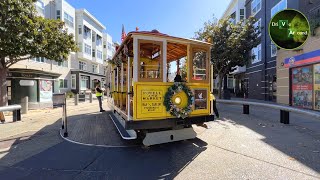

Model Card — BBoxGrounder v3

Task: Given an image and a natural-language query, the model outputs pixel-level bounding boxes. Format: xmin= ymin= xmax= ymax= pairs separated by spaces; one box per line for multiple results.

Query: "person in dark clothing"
xmin=174 ymin=73 xmax=183 ymax=82
xmin=211 ymin=94 xmax=219 ymax=118
xmin=95 ymin=84 xmax=105 ymax=112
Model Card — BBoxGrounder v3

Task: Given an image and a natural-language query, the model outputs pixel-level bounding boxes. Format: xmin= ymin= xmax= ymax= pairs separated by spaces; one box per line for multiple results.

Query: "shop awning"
xmin=8 ymin=68 xmax=61 ymax=78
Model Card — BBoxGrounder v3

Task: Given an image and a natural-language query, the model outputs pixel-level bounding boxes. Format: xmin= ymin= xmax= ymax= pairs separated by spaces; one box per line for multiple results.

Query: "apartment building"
xmin=71 ymin=9 xmax=106 ymax=93
xmin=276 ymin=0 xmax=320 ymax=111
xmin=220 ymin=0 xmax=247 ymax=97
xmin=103 ymin=33 xmax=116 ymax=90
xmin=244 ymin=0 xmax=299 ymax=101
xmin=7 ymin=0 xmax=76 ymax=109
xmin=7 ymin=0 xmax=113 ymax=109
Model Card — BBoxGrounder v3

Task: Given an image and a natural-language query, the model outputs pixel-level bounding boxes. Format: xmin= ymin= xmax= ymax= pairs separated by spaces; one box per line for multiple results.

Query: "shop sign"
xmin=284 ymin=49 xmax=320 ymax=68
xmin=292 ymin=66 xmax=313 ymax=109
xmin=141 ymin=91 xmax=163 ymax=113
xmin=7 ymin=72 xmax=36 ymax=78
xmin=19 ymin=80 xmax=35 ymax=86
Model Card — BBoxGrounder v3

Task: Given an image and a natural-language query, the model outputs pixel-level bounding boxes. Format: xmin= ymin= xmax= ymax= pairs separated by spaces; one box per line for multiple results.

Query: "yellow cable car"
xmin=107 ymin=30 xmax=214 ymax=146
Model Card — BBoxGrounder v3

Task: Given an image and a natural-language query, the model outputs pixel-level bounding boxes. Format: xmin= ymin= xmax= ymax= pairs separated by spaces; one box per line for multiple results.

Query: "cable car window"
xmin=138 ymin=40 xmax=163 ymax=81
xmin=192 ymin=50 xmax=207 ymax=81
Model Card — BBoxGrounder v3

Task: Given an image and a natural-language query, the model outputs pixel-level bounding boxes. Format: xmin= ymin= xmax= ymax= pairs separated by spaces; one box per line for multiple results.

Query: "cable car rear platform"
xmin=109 ymin=107 xmax=214 ymax=146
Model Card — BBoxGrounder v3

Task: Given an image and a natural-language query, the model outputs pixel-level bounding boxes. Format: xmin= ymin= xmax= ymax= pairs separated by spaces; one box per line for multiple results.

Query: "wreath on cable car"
xmin=163 ymin=82 xmax=194 ymax=119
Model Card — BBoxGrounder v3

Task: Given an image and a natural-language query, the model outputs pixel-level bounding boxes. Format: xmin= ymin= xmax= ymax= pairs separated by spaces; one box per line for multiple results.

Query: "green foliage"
xmin=0 ymin=0 xmax=78 ymax=68
xmin=0 ymin=0 xmax=78 ymax=106
xmin=195 ymin=15 xmax=259 ymax=98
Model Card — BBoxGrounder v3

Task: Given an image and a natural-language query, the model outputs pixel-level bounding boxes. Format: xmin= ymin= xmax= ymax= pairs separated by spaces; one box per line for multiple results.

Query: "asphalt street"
xmin=0 ymin=103 xmax=319 ymax=180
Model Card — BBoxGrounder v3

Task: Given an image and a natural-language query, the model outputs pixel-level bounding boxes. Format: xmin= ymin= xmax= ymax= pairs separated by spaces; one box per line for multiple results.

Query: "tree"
xmin=0 ymin=0 xmax=78 ymax=106
xmin=195 ymin=15 xmax=259 ymax=99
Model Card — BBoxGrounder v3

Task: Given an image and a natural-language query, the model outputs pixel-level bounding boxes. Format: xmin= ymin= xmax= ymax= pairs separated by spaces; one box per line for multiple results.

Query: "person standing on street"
xmin=211 ymin=93 xmax=219 ymax=118
xmin=96 ymin=83 xmax=105 ymax=112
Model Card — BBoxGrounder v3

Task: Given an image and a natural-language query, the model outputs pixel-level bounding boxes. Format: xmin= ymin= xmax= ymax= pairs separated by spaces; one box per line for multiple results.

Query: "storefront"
xmin=71 ymin=70 xmax=105 ymax=93
xmin=279 ymin=49 xmax=320 ymax=111
xmin=7 ymin=68 xmax=61 ymax=109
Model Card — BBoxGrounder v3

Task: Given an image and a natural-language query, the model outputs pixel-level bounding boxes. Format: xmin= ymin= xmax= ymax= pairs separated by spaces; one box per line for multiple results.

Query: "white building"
xmin=7 ymin=0 xmax=112 ymax=109
xmin=217 ymin=0 xmax=246 ymax=95
xmin=72 ymin=9 xmax=106 ymax=92
xmin=103 ymin=33 xmax=115 ymax=61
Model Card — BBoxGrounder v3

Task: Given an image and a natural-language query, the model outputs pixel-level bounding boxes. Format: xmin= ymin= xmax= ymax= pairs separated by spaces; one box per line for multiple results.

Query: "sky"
xmin=66 ymin=0 xmax=231 ymax=43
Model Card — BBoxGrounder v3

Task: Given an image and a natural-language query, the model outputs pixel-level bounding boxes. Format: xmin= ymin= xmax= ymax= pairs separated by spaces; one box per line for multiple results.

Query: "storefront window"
xmin=80 ymin=76 xmax=88 ymax=90
xmin=314 ymin=64 xmax=320 ymax=110
xmin=192 ymin=49 xmax=207 ymax=81
xmin=291 ymin=66 xmax=313 ymax=109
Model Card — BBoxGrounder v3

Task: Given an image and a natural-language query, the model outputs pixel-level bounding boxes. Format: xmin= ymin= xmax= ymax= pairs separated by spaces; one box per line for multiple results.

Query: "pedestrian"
xmin=95 ymin=83 xmax=105 ymax=112
xmin=211 ymin=93 xmax=220 ymax=118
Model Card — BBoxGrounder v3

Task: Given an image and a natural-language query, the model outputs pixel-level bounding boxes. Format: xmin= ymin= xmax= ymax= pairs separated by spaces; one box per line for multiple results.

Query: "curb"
xmin=59 ymin=129 xmax=137 ymax=148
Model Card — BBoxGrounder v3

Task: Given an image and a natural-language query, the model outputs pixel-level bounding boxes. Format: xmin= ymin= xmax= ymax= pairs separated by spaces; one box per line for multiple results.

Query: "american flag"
xmin=121 ymin=24 xmax=126 ymax=42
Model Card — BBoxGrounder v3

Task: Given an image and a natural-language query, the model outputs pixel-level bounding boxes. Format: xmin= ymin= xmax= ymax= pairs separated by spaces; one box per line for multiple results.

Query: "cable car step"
xmin=109 ymin=113 xmax=137 ymax=140
xmin=143 ymin=128 xmax=197 ymax=146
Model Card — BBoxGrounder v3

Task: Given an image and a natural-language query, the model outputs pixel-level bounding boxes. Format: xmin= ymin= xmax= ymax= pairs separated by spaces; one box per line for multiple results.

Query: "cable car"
xmin=107 ymin=30 xmax=214 ymax=146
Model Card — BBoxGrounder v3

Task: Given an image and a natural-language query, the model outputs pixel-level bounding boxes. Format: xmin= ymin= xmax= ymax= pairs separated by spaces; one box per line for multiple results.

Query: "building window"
xmin=240 ymin=9 xmax=245 ymax=20
xmin=78 ymin=43 xmax=82 ymax=52
xmin=251 ymin=0 xmax=261 ymax=16
xmin=103 ymin=41 xmax=107 ymax=48
xmin=96 ymin=35 xmax=102 ymax=46
xmin=84 ymin=44 xmax=91 ymax=55
xmin=84 ymin=25 xmax=91 ymax=39
xmin=34 ymin=57 xmax=45 ymax=63
xmin=97 ymin=50 xmax=102 ymax=59
xmin=252 ymin=44 xmax=262 ymax=64
xmin=227 ymin=76 xmax=235 ymax=88
xmin=254 ymin=18 xmax=261 ymax=36
xmin=78 ymin=25 xmax=82 ymax=34
xmin=271 ymin=0 xmax=287 ymax=17
xmin=271 ymin=42 xmax=277 ymax=57
xmin=79 ymin=61 xmax=87 ymax=71
xmin=56 ymin=10 xmax=61 ymax=19
xmin=230 ymin=12 xmax=236 ymax=24
xmin=64 ymin=12 xmax=74 ymax=28
xmin=108 ymin=42 xmax=112 ymax=50
xmin=92 ymin=64 xmax=98 ymax=73
xmin=59 ymin=79 xmax=68 ymax=89
xmin=92 ymin=32 xmax=96 ymax=42
xmin=92 ymin=49 xmax=96 ymax=57
xmin=58 ymin=60 xmax=68 ymax=67
xmin=71 ymin=74 xmax=76 ymax=89
xmin=80 ymin=76 xmax=89 ymax=90
xmin=35 ymin=0 xmax=45 ymax=15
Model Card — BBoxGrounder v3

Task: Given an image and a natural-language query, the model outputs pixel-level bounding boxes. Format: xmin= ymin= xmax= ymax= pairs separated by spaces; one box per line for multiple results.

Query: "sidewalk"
xmin=0 ymin=99 xmax=106 ymax=141
xmin=218 ymin=97 xmax=320 ymax=115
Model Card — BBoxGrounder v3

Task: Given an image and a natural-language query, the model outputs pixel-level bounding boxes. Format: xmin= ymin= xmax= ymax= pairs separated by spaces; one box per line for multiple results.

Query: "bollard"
xmin=75 ymin=94 xmax=79 ymax=105
xmin=13 ymin=109 xmax=21 ymax=122
xmin=89 ymin=93 xmax=93 ymax=103
xmin=280 ymin=110 xmax=289 ymax=124
xmin=63 ymin=94 xmax=68 ymax=137
xmin=21 ymin=96 xmax=28 ymax=114
xmin=243 ymin=104 xmax=249 ymax=114
xmin=61 ymin=104 xmax=65 ymax=129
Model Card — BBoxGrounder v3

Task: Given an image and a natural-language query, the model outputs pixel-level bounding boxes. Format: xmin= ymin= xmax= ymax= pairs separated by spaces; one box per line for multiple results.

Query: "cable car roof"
xmin=111 ymin=30 xmax=211 ymax=62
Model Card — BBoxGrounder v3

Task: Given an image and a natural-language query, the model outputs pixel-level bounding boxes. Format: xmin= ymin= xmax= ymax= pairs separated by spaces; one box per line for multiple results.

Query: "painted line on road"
xmin=59 ymin=129 xmax=138 ymax=148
